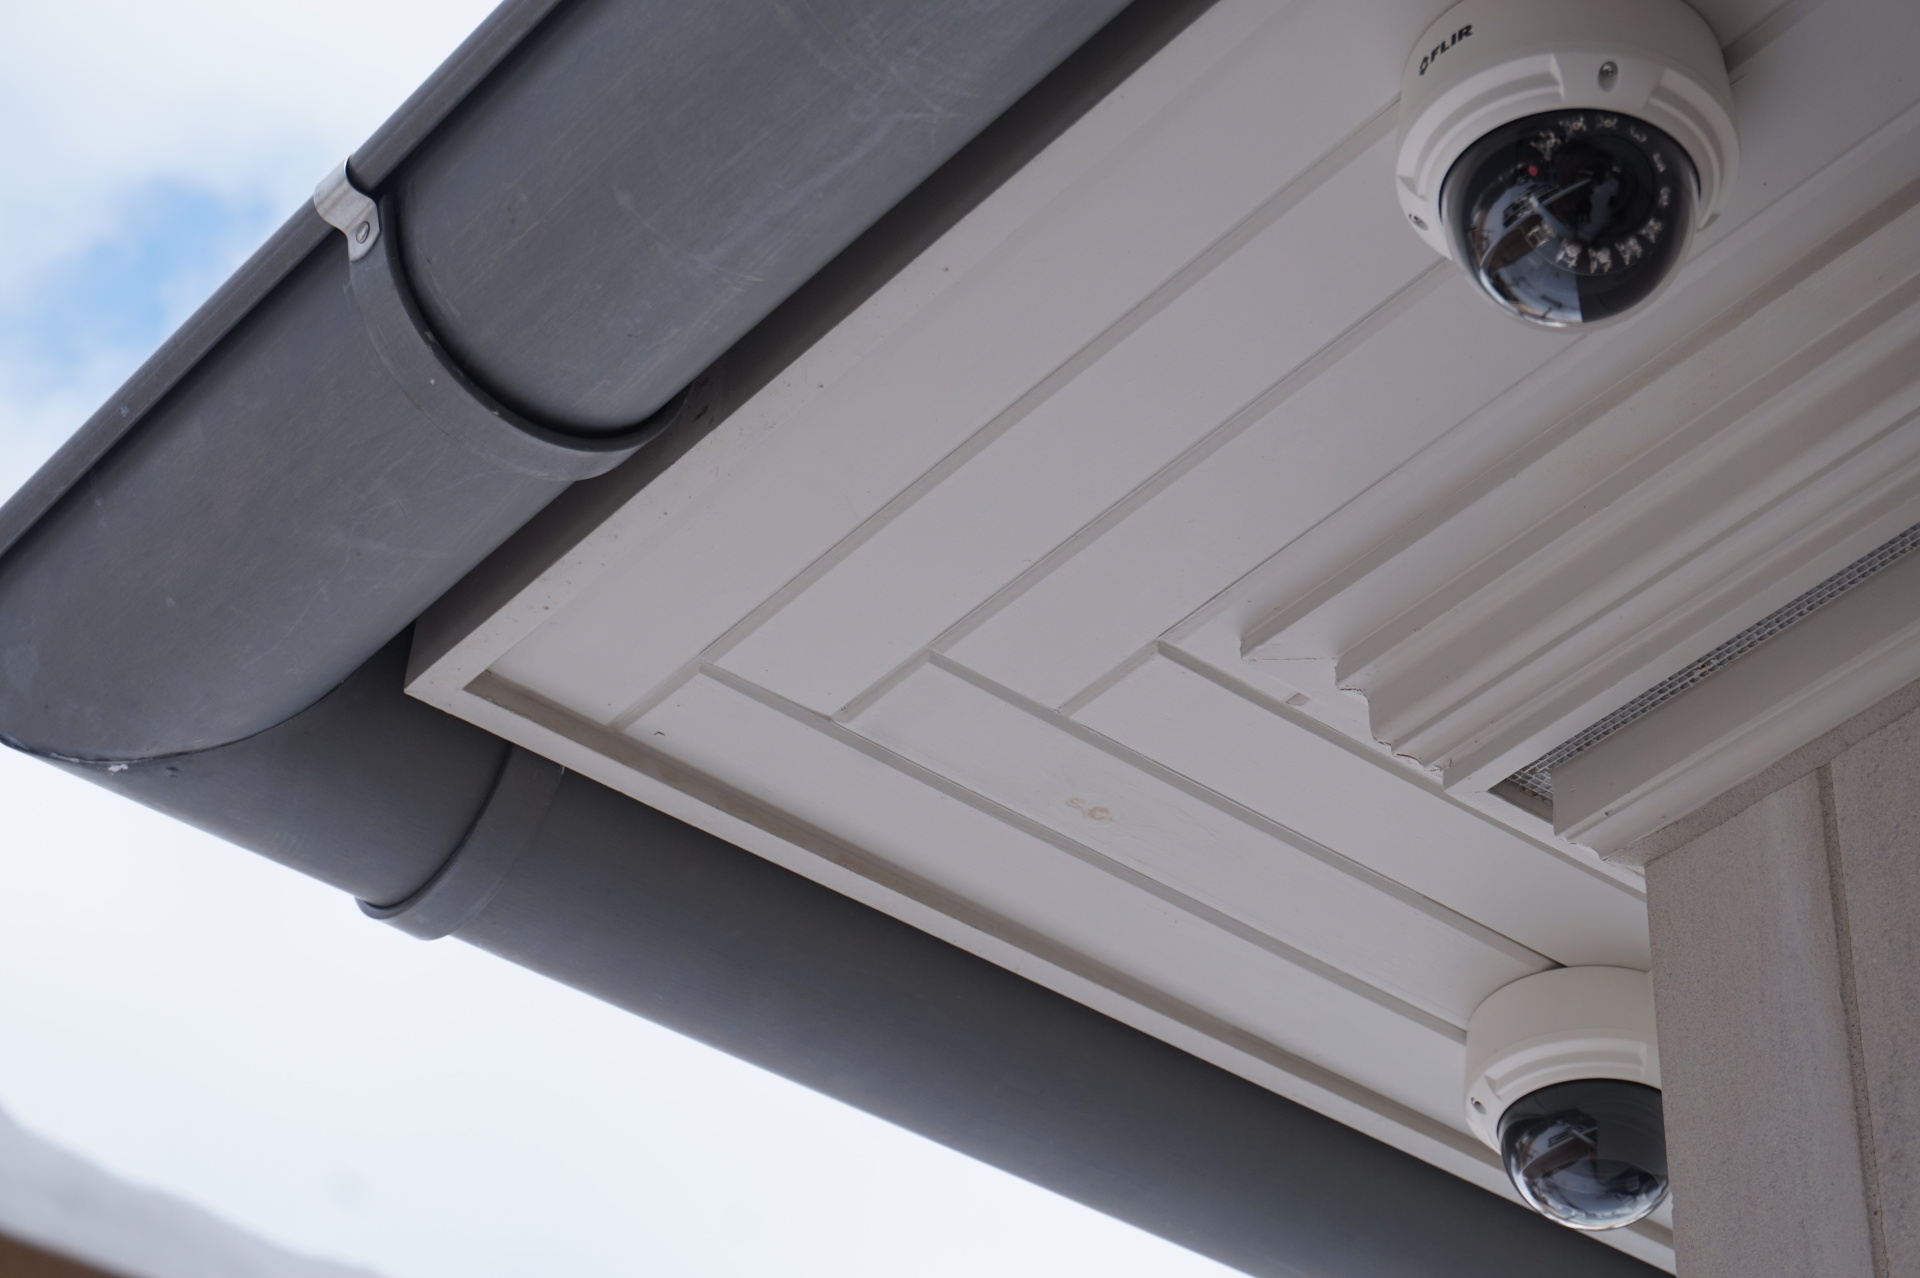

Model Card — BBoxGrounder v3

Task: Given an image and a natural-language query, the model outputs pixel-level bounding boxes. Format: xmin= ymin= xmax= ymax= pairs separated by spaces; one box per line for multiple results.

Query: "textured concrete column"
xmin=1827 ymin=707 xmax=1920 ymax=1273
xmin=1642 ymin=692 xmax=1919 ymax=1277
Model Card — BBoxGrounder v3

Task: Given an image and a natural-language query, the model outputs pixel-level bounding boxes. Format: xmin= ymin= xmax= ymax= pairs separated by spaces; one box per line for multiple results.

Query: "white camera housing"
xmin=1396 ymin=0 xmax=1738 ymax=263
xmin=1463 ymin=966 xmax=1661 ymax=1149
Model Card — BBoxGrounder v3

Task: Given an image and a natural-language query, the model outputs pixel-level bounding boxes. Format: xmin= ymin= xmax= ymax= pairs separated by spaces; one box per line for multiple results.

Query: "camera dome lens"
xmin=1498 ymin=1079 xmax=1669 ymax=1230
xmin=1442 ymin=111 xmax=1696 ymax=326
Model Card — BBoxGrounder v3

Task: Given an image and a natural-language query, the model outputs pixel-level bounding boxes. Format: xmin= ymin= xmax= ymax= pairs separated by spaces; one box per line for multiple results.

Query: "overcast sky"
xmin=0 ymin=4 xmax=1239 ymax=1275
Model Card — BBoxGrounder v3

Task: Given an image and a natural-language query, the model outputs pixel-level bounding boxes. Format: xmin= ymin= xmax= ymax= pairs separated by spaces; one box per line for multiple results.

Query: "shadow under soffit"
xmin=0 ymin=0 xmax=1661 ymax=1272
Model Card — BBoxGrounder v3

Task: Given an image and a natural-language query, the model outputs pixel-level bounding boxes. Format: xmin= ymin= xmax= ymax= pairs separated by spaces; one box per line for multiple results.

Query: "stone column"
xmin=1636 ymin=687 xmax=1919 ymax=1276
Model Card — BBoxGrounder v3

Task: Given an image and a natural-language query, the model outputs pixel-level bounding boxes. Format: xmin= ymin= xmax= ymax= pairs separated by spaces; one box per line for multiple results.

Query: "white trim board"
xmin=423 ymin=663 xmax=1677 ymax=1268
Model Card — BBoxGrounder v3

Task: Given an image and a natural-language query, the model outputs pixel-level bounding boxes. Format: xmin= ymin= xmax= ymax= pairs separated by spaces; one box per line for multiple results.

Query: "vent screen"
xmin=1503 ymin=520 xmax=1920 ymax=805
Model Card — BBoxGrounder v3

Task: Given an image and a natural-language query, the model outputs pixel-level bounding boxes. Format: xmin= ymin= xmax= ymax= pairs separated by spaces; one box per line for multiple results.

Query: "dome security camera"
xmin=1396 ymin=0 xmax=1738 ymax=327
xmin=1464 ymin=967 xmax=1669 ymax=1231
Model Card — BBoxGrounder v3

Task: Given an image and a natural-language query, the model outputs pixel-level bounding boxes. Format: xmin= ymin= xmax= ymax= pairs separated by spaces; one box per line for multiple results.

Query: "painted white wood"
xmin=716 ymin=135 xmax=1436 ymax=714
xmin=421 ymin=665 xmax=1676 ymax=1270
xmin=478 ymin=0 xmax=1436 ymax=723
xmin=1073 ymin=652 xmax=1649 ymax=968
xmin=411 ymin=675 xmax=1707 ymax=1266
xmin=404 ymin=0 xmax=1327 ymax=703
xmin=1341 ymin=194 xmax=1920 ymax=784
xmin=847 ymin=658 xmax=1547 ymax=1026
xmin=632 ymin=668 xmax=1469 ymax=1115
xmin=400 ymin=5 xmax=1920 ymax=1268
xmin=1230 ymin=2 xmax=1920 ymax=793
xmin=943 ymin=272 xmax=1562 ymax=709
xmin=1555 ymin=547 xmax=1920 ymax=850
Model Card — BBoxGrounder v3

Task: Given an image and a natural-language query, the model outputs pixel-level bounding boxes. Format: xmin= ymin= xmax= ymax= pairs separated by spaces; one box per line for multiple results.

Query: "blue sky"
xmin=0 ymin=4 xmax=1238 ymax=1276
xmin=0 ymin=180 xmax=270 ymax=496
xmin=3 ymin=180 xmax=272 ymax=385
xmin=0 ymin=179 xmax=273 ymax=441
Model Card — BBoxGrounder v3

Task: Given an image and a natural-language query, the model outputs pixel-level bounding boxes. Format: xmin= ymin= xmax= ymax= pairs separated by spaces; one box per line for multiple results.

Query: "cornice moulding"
xmin=1553 ymin=546 xmax=1920 ymax=851
xmin=1240 ymin=118 xmax=1920 ymax=804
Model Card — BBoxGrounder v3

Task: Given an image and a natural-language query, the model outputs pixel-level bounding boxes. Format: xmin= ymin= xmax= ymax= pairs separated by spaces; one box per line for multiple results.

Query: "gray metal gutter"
xmin=0 ymin=0 xmax=1662 ymax=1271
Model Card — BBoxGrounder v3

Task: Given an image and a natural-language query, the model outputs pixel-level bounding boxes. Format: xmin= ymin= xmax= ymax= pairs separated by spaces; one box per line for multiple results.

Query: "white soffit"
xmin=412 ymin=0 xmax=1920 ymax=1265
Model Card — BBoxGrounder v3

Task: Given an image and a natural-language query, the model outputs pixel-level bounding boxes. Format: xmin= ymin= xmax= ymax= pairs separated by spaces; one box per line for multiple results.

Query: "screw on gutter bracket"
xmin=313 ymin=160 xmax=381 ymax=262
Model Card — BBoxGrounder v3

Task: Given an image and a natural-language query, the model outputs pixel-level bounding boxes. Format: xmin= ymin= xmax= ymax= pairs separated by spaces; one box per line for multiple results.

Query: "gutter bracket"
xmin=313 ymin=161 xmax=381 ymax=261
